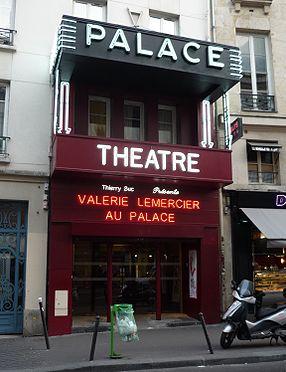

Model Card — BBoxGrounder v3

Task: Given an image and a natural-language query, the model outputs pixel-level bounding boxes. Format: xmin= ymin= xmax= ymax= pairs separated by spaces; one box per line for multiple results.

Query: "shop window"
xmin=158 ymin=105 xmax=176 ymax=144
xmin=149 ymin=12 xmax=178 ymax=35
xmin=88 ymin=96 xmax=110 ymax=138
xmin=247 ymin=144 xmax=279 ymax=184
xmin=0 ymin=0 xmax=16 ymax=45
xmin=0 ymin=84 xmax=10 ymax=156
xmin=253 ymin=233 xmax=286 ymax=294
xmin=124 ymin=101 xmax=144 ymax=141
xmin=73 ymin=1 xmax=106 ymax=21
xmin=237 ymin=34 xmax=275 ymax=112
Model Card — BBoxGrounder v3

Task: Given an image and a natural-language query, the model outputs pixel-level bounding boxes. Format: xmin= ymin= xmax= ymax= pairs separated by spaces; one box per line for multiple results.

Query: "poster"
xmin=189 ymin=250 xmax=197 ymax=298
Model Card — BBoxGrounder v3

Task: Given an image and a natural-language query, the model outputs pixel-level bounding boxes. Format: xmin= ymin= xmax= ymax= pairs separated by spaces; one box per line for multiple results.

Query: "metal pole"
xmin=89 ymin=315 xmax=100 ymax=361
xmin=198 ymin=312 xmax=214 ymax=354
xmin=38 ymin=297 xmax=50 ymax=350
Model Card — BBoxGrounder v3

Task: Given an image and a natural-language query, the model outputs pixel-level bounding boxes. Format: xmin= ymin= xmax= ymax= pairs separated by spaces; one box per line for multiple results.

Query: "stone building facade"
xmin=215 ymin=0 xmax=286 ymax=308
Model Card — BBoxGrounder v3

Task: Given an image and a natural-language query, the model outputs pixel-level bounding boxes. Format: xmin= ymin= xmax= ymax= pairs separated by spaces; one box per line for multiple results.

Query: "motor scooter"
xmin=221 ymin=279 xmax=286 ymax=348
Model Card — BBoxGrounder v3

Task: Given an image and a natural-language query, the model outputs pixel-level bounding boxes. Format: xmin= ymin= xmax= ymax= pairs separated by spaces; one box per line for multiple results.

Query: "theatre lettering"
xmin=96 ymin=143 xmax=200 ymax=173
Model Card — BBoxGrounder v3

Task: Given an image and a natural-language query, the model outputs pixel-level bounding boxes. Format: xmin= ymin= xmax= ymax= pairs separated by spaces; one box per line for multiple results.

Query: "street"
xmin=127 ymin=360 xmax=286 ymax=371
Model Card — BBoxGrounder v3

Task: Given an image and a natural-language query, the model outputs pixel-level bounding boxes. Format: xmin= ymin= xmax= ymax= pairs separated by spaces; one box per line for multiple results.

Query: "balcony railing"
xmin=248 ymin=171 xmax=279 ymax=184
xmin=241 ymin=93 xmax=275 ymax=112
xmin=0 ymin=136 xmax=10 ymax=157
xmin=0 ymin=28 xmax=16 ymax=46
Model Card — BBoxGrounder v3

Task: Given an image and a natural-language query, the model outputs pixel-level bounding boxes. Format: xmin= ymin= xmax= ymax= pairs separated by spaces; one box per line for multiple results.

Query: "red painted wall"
xmin=47 ymin=174 xmax=221 ymax=335
xmin=72 ymin=82 xmax=199 ymax=145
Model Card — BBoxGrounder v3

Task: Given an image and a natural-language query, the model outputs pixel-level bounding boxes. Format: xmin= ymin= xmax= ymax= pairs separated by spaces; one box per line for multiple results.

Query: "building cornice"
xmin=232 ymin=0 xmax=273 ymax=14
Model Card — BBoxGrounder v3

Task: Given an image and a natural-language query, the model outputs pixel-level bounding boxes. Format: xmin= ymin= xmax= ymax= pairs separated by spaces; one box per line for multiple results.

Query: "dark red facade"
xmin=47 ymin=16 xmax=240 ymax=335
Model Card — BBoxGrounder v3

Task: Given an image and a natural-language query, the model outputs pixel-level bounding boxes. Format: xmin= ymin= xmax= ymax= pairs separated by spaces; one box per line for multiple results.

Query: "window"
xmin=0 ymin=0 xmax=16 ymax=46
xmin=149 ymin=13 xmax=178 ymax=35
xmin=88 ymin=97 xmax=110 ymax=138
xmin=0 ymin=84 xmax=9 ymax=156
xmin=247 ymin=144 xmax=279 ymax=184
xmin=73 ymin=1 xmax=106 ymax=21
xmin=124 ymin=101 xmax=144 ymax=141
xmin=237 ymin=34 xmax=274 ymax=111
xmin=158 ymin=105 xmax=176 ymax=144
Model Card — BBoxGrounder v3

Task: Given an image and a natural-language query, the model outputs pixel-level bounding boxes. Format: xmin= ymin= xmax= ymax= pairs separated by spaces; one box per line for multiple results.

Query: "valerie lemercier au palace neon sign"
xmin=77 ymin=193 xmax=200 ymax=224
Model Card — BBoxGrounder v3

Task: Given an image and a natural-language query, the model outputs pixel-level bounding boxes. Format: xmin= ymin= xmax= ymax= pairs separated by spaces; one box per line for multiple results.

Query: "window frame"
xmin=0 ymin=0 xmax=16 ymax=30
xmin=88 ymin=96 xmax=110 ymax=138
xmin=158 ymin=104 xmax=176 ymax=144
xmin=123 ymin=100 xmax=144 ymax=142
xmin=149 ymin=12 xmax=178 ymax=35
xmin=247 ymin=146 xmax=279 ymax=185
xmin=73 ymin=0 xmax=107 ymax=21
xmin=0 ymin=83 xmax=9 ymax=137
xmin=237 ymin=33 xmax=274 ymax=96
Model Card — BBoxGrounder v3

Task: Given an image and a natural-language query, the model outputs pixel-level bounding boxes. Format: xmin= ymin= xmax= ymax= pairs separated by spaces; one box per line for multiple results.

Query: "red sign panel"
xmin=53 ymin=135 xmax=232 ymax=184
xmin=51 ymin=179 xmax=219 ymax=230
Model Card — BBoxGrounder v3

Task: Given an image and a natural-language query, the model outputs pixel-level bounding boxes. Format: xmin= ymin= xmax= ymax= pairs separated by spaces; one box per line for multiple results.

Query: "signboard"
xmin=54 ymin=136 xmax=232 ymax=184
xmin=229 ymin=191 xmax=286 ymax=210
xmin=55 ymin=17 xmax=242 ymax=83
xmin=51 ymin=179 xmax=219 ymax=228
xmin=189 ymin=250 xmax=197 ymax=298
xmin=276 ymin=195 xmax=286 ymax=207
xmin=230 ymin=117 xmax=243 ymax=144
xmin=76 ymin=183 xmax=200 ymax=224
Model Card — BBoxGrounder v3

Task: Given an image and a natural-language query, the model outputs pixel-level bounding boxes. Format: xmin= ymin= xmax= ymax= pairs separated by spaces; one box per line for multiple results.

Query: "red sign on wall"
xmin=53 ymin=136 xmax=232 ymax=185
xmin=52 ymin=179 xmax=219 ymax=229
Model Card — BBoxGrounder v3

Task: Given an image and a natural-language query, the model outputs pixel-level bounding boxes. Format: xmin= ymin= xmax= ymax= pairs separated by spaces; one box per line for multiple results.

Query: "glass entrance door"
xmin=112 ymin=243 xmax=156 ymax=313
xmin=161 ymin=242 xmax=181 ymax=312
xmin=72 ymin=240 xmax=107 ymax=316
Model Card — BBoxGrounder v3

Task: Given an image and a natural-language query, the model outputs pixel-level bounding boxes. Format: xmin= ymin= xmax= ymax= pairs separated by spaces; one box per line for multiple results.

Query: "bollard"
xmin=38 ymin=297 xmax=50 ymax=350
xmin=198 ymin=312 xmax=213 ymax=354
xmin=89 ymin=315 xmax=100 ymax=361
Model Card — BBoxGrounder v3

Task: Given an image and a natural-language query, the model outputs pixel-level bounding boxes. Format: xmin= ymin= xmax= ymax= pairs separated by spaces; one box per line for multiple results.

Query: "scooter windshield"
xmin=237 ymin=279 xmax=254 ymax=297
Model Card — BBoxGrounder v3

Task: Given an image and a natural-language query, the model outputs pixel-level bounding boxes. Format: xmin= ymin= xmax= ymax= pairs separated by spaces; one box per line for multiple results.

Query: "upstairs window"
xmin=0 ymin=0 xmax=16 ymax=46
xmin=73 ymin=1 xmax=106 ymax=21
xmin=149 ymin=12 xmax=178 ymax=35
xmin=158 ymin=105 xmax=176 ymax=144
xmin=124 ymin=101 xmax=144 ymax=141
xmin=237 ymin=34 xmax=274 ymax=112
xmin=88 ymin=97 xmax=110 ymax=138
xmin=0 ymin=84 xmax=9 ymax=156
xmin=247 ymin=142 xmax=280 ymax=184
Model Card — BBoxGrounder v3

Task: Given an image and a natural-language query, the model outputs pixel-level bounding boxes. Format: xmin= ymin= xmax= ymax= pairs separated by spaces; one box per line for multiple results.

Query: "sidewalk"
xmin=1 ymin=323 xmax=286 ymax=371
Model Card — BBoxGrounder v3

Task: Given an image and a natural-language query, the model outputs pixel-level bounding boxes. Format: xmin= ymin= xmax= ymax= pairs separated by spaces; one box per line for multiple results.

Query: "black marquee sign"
xmin=52 ymin=16 xmax=242 ymax=100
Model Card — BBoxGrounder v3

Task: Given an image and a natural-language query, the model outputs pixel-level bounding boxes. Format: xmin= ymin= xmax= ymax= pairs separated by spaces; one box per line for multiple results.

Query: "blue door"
xmin=0 ymin=202 xmax=28 ymax=334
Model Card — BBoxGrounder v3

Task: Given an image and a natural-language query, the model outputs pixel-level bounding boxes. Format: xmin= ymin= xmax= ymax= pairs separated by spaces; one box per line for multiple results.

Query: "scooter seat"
xmin=256 ymin=305 xmax=286 ymax=320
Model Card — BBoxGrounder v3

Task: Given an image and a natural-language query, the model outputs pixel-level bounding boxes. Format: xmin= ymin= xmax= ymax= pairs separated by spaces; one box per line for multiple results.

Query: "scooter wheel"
xmin=280 ymin=336 xmax=286 ymax=343
xmin=220 ymin=331 xmax=235 ymax=349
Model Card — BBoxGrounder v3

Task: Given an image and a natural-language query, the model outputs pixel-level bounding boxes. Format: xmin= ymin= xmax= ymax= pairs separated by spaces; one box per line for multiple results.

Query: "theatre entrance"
xmin=72 ymin=238 xmax=196 ymax=326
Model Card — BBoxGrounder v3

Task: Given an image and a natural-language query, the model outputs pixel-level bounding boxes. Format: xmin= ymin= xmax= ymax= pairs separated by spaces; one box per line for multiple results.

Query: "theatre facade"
xmin=48 ymin=16 xmax=242 ymax=335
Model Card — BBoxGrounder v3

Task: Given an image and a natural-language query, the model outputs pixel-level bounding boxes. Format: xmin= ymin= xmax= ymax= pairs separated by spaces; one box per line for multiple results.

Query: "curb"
xmin=21 ymin=351 xmax=286 ymax=372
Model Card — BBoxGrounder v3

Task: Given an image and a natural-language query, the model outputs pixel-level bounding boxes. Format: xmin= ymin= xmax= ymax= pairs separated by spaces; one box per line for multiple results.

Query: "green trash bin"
xmin=109 ymin=304 xmax=139 ymax=358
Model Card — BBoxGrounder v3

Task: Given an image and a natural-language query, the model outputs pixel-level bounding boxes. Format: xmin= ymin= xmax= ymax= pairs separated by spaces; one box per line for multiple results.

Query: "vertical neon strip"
xmin=58 ymin=82 xmax=65 ymax=134
xmin=206 ymin=100 xmax=214 ymax=148
xmin=53 ymin=69 xmax=59 ymax=134
xmin=63 ymin=82 xmax=71 ymax=134
xmin=223 ymin=93 xmax=232 ymax=150
xmin=200 ymin=100 xmax=207 ymax=148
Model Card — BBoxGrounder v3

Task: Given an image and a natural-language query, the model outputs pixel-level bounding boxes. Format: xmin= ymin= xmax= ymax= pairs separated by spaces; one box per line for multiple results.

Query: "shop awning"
xmin=241 ymin=208 xmax=286 ymax=239
xmin=247 ymin=142 xmax=282 ymax=152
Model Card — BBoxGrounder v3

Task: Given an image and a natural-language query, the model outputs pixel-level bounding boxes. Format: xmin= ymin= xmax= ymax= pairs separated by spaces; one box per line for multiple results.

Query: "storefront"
xmin=229 ymin=191 xmax=286 ymax=304
xmin=48 ymin=16 xmax=241 ymax=335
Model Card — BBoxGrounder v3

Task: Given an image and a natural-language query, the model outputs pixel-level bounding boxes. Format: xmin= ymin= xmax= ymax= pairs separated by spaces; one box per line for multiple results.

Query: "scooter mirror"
xmin=231 ymin=280 xmax=237 ymax=290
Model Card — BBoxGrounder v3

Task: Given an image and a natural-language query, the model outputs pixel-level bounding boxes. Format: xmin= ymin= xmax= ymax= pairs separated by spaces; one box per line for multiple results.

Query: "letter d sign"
xmin=276 ymin=194 xmax=286 ymax=207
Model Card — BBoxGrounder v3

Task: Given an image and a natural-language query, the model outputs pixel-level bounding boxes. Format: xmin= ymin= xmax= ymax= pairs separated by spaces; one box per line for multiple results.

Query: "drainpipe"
xmin=209 ymin=0 xmax=216 ymax=42
xmin=209 ymin=0 xmax=227 ymax=314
